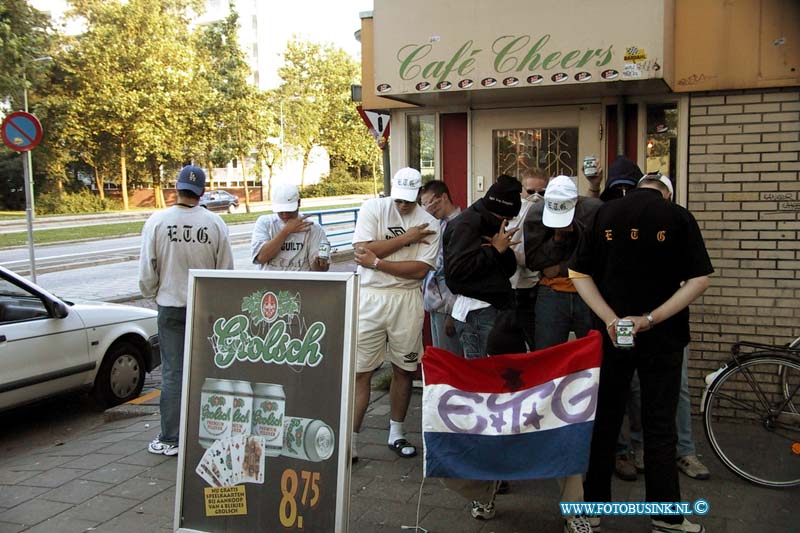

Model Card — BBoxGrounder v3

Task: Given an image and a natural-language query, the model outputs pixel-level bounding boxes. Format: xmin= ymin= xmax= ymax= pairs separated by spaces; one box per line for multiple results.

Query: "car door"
xmin=0 ymin=275 xmax=91 ymax=411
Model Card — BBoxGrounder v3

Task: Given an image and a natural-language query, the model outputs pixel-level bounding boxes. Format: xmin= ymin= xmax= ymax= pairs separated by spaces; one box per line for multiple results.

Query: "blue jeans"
xmin=622 ymin=347 xmax=695 ymax=457
xmin=455 ymin=306 xmax=497 ymax=360
xmin=429 ymin=310 xmax=464 ymax=356
xmin=157 ymin=305 xmax=187 ymax=445
xmin=533 ymin=286 xmax=593 ymax=350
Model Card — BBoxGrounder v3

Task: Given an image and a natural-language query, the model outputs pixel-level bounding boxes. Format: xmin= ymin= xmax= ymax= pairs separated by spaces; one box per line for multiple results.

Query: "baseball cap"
xmin=638 ymin=172 xmax=674 ymax=197
xmin=391 ymin=167 xmax=423 ymax=203
xmin=271 ymin=183 xmax=300 ymax=212
xmin=600 ymin=156 xmax=643 ymax=201
xmin=484 ymin=174 xmax=522 ymax=218
xmin=543 ymin=175 xmax=578 ymax=228
xmin=176 ymin=165 xmax=206 ymax=196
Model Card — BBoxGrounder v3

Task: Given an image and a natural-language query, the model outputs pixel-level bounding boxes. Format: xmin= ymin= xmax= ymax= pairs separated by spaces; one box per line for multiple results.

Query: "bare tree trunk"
xmin=240 ymin=151 xmax=251 ymax=214
xmin=120 ymin=142 xmax=129 ymax=210
xmin=301 ymin=149 xmax=310 ymax=189
xmin=207 ymin=159 xmax=214 ymax=191
xmin=93 ymin=166 xmax=105 ymax=200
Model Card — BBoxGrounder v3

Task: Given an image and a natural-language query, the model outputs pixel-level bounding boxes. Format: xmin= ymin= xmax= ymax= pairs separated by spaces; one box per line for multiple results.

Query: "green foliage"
xmin=36 ymin=190 xmax=121 ymax=215
xmin=0 ymin=0 xmax=52 ymax=102
xmin=302 ymin=181 xmax=375 ymax=198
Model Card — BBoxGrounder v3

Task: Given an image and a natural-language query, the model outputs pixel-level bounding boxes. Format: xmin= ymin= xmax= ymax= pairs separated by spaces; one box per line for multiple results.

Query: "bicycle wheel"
xmin=781 ymin=358 xmax=799 ymax=414
xmin=703 ymin=354 xmax=800 ymax=488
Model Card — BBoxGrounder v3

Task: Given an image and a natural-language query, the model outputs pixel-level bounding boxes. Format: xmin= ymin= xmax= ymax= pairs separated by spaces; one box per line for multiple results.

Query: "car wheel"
xmin=93 ymin=341 xmax=146 ymax=408
xmin=228 ymin=204 xmax=236 ymax=214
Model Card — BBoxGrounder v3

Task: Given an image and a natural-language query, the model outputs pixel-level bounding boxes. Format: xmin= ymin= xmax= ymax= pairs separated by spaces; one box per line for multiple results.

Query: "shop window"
xmin=407 ymin=114 xmax=436 ymax=181
xmin=645 ymin=103 xmax=678 ymax=194
xmin=494 ymin=128 xmax=579 ymax=179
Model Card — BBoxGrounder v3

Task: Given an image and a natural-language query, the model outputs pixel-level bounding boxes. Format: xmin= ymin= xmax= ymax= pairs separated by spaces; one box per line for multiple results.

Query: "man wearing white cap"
xmin=250 ymin=183 xmax=330 ymax=271
xmin=522 ymin=174 xmax=601 ymax=533
xmin=350 ymin=167 xmax=440 ymax=461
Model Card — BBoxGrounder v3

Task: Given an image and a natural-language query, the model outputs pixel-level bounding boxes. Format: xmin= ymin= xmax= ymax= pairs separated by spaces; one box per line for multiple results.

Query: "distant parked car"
xmin=0 ymin=266 xmax=160 ymax=411
xmin=200 ymin=190 xmax=239 ymax=213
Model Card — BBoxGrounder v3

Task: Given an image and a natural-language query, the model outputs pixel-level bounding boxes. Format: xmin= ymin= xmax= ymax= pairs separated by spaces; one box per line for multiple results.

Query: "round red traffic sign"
xmin=1 ymin=111 xmax=43 ymax=152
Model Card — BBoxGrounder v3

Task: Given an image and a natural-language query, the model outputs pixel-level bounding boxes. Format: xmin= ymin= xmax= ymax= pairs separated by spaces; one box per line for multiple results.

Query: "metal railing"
xmin=301 ymin=207 xmax=360 ymax=251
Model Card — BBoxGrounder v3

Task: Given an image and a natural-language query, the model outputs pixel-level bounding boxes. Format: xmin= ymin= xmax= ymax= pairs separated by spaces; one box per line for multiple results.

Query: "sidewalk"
xmin=0 ymin=383 xmax=795 ymax=532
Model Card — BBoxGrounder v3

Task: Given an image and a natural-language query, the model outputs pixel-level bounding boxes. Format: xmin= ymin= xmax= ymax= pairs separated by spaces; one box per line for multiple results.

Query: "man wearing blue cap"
xmin=139 ymin=165 xmax=234 ymax=456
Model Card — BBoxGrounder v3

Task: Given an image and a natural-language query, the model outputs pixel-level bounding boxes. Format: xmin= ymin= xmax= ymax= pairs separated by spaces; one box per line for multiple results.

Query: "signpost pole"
xmin=21 ymin=152 xmax=37 ymax=282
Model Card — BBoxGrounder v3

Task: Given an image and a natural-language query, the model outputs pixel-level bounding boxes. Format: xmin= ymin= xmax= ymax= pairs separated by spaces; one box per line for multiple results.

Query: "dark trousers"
xmin=583 ymin=340 xmax=683 ymax=524
xmin=513 ymin=286 xmax=537 ymax=350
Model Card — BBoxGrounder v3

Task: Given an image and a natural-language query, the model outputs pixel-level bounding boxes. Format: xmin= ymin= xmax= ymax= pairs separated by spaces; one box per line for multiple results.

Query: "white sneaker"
xmin=676 ymin=454 xmax=710 ymax=480
xmin=148 ymin=438 xmax=178 ymax=456
xmin=470 ymin=500 xmax=495 ymax=520
xmin=651 ymin=517 xmax=704 ymax=532
xmin=564 ymin=515 xmax=593 ymax=533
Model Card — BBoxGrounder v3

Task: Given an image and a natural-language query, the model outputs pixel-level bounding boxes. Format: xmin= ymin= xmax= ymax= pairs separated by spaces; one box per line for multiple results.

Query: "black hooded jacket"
xmin=443 ymin=198 xmax=517 ymax=309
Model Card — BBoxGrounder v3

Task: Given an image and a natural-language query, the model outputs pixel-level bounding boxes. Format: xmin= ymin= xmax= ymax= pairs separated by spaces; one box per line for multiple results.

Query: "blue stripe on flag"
xmin=424 ymin=421 xmax=593 ymax=480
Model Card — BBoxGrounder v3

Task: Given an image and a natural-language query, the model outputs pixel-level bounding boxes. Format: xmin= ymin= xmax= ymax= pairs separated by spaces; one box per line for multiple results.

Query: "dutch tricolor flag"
xmin=421 ymin=330 xmax=602 ymax=480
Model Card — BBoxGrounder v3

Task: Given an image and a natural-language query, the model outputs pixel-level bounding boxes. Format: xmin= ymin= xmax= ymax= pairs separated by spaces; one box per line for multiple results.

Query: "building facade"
xmin=359 ymin=0 xmax=800 ymax=404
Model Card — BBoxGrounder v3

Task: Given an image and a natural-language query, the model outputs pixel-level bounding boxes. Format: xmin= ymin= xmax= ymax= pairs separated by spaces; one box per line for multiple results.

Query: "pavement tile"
xmin=0 ymin=522 xmax=25 ymax=533
xmin=116 ymin=449 xmax=171 ymax=468
xmin=61 ymin=494 xmax=138 ymax=522
xmin=0 ymin=486 xmax=49 ymax=508
xmin=5 ymin=455 xmax=73 ymax=471
xmin=60 ymin=453 xmax=124 ymax=470
xmin=0 ymin=470 xmax=37 ymax=485
xmin=18 ymin=468 xmax=89 ymax=488
xmin=95 ymin=508 xmax=170 ymax=533
xmin=33 ymin=439 xmax=112 ymax=458
xmin=104 ymin=475 xmax=173 ymax=501
xmin=81 ymin=463 xmax=147 ymax=484
xmin=143 ymin=459 xmax=179 ymax=481
xmin=40 ymin=478 xmax=113 ymax=504
xmin=0 ymin=499 xmax=71 ymax=528
xmin=94 ymin=439 xmax=150 ymax=457
xmin=139 ymin=487 xmax=176 ymax=516
xmin=22 ymin=514 xmax=99 ymax=533
xmin=76 ymin=430 xmax=140 ymax=444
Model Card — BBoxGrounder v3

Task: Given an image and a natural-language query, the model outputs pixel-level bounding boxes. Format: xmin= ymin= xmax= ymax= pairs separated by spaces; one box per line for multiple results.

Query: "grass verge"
xmin=0 ymin=203 xmax=361 ymax=248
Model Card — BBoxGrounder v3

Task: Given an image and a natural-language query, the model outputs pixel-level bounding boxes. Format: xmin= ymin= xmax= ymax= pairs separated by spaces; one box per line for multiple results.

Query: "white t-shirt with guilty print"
xmin=250 ymin=214 xmax=329 ymax=271
xmin=351 ymin=197 xmax=440 ymax=290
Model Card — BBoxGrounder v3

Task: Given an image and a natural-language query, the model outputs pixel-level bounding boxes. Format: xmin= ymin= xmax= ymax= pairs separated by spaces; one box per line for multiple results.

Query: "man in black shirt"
xmin=569 ymin=178 xmax=712 ymax=533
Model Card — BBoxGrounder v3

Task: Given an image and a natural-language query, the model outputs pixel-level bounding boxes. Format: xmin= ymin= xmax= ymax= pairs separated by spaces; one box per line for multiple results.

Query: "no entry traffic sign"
xmin=1 ymin=111 xmax=43 ymax=152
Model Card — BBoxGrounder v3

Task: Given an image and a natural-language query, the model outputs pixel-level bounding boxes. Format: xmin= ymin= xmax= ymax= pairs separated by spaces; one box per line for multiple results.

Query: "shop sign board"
xmin=373 ymin=0 xmax=670 ymax=96
xmin=175 ymin=270 xmax=358 ymax=533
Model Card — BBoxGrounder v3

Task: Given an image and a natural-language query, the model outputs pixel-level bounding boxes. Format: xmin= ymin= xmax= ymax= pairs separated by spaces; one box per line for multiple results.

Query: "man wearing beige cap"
xmin=350 ymin=168 xmax=440 ymax=461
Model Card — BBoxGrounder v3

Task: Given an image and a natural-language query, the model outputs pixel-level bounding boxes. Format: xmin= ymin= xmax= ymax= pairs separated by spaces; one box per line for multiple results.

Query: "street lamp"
xmin=20 ymin=55 xmax=52 ymax=283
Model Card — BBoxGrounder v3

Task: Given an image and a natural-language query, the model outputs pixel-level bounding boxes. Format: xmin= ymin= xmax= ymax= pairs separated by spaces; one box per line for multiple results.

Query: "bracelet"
xmin=589 ymin=187 xmax=601 ymax=193
xmin=372 ymin=257 xmax=380 ymax=269
xmin=606 ymin=318 xmax=618 ymax=328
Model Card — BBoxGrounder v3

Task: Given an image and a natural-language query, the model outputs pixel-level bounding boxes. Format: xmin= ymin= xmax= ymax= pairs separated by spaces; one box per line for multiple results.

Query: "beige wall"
xmin=674 ymin=0 xmax=800 ymax=92
xmin=359 ymin=15 xmax=415 ymax=111
xmin=686 ymin=88 xmax=800 ymax=407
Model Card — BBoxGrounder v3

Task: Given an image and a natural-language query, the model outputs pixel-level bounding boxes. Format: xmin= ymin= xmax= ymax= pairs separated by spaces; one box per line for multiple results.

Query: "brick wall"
xmin=687 ymin=88 xmax=800 ymax=408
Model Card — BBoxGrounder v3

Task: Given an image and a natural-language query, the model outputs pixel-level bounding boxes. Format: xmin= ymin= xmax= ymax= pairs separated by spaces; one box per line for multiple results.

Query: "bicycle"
xmin=701 ymin=335 xmax=800 ymax=488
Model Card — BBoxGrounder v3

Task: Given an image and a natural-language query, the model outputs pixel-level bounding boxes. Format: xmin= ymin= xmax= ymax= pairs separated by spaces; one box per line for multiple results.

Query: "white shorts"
xmin=357 ymin=286 xmax=423 ymax=373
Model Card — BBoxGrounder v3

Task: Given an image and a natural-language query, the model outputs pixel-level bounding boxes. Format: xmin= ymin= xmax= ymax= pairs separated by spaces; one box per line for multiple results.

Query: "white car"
xmin=0 ymin=266 xmax=160 ymax=411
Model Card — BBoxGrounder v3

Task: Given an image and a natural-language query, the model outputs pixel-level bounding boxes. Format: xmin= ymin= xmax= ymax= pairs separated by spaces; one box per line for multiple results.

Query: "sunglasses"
xmin=526 ymin=188 xmax=546 ymax=195
xmin=393 ymin=199 xmax=416 ymax=205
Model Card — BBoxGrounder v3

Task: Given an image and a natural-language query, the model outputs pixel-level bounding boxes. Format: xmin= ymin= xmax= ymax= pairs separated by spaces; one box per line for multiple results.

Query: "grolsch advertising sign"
xmin=174 ymin=271 xmax=358 ymax=532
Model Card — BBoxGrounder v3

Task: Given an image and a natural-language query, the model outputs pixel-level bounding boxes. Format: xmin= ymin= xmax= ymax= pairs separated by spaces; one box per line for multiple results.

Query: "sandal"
xmin=388 ymin=438 xmax=417 ymax=458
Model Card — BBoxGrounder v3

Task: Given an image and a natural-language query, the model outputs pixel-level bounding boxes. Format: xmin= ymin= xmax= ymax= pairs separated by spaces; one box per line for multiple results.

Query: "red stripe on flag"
xmin=422 ymin=329 xmax=603 ymax=393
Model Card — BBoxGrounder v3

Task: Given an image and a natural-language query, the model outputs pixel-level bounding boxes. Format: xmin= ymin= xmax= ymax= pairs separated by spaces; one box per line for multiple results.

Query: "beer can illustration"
xmin=616 ymin=319 xmax=635 ymax=348
xmin=229 ymin=380 xmax=253 ymax=438
xmin=318 ymin=241 xmax=331 ymax=261
xmin=251 ymin=382 xmax=285 ymax=457
xmin=282 ymin=416 xmax=335 ymax=462
xmin=199 ymin=378 xmax=234 ymax=449
xmin=583 ymin=155 xmax=598 ymax=177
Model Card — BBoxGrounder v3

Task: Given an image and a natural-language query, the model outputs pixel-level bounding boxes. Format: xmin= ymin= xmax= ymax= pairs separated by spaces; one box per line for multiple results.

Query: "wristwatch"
xmin=644 ymin=313 xmax=656 ymax=327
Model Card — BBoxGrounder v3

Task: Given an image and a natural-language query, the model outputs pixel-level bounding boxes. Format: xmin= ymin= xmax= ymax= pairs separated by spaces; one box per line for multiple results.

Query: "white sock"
xmin=388 ymin=419 xmax=405 ymax=444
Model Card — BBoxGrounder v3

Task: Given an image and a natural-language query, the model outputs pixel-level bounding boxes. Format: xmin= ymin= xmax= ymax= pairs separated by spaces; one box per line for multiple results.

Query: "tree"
xmin=0 ymin=0 xmax=52 ymax=103
xmin=64 ymin=0 xmax=202 ymax=209
xmin=278 ymin=38 xmax=380 ymax=188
